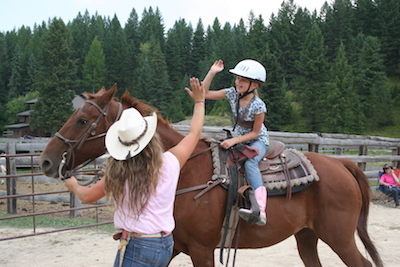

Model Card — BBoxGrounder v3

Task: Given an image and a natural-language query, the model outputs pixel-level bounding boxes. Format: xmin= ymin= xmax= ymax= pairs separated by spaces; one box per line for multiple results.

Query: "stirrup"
xmin=238 ymin=208 xmax=254 ymax=221
xmin=238 ymin=208 xmax=261 ymax=224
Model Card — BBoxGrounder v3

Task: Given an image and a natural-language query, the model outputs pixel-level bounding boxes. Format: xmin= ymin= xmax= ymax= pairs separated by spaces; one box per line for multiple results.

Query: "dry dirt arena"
xmin=0 ymin=182 xmax=400 ymax=267
xmin=1 ymin=181 xmax=400 ymax=266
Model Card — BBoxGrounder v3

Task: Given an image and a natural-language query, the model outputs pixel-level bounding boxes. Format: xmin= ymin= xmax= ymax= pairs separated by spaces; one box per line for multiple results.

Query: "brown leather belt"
xmin=113 ymin=230 xmax=171 ymax=240
xmin=129 ymin=231 xmax=171 ymax=238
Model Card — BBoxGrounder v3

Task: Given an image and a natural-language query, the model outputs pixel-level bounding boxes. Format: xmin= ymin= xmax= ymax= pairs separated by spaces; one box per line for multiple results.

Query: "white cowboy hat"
xmin=105 ymin=108 xmax=157 ymax=160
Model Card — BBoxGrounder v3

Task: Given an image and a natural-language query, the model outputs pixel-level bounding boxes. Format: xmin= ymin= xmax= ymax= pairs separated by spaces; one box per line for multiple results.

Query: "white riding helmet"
xmin=229 ymin=59 xmax=267 ymax=83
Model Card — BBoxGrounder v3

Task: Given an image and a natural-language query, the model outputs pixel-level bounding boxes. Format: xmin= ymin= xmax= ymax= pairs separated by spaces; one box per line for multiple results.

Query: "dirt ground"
xmin=1 ymin=182 xmax=400 ymax=266
xmin=0 ymin=204 xmax=399 ymax=266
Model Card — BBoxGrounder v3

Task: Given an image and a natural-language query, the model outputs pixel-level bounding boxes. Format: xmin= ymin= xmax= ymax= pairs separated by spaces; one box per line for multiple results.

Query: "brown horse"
xmin=39 ymin=85 xmax=382 ymax=267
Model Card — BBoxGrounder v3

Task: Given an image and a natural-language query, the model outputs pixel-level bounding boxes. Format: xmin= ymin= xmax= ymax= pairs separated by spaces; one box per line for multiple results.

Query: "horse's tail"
xmin=339 ymin=158 xmax=383 ymax=267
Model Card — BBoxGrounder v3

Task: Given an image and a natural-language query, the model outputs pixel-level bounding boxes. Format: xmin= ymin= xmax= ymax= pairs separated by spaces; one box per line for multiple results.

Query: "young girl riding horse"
xmin=202 ymin=59 xmax=269 ymax=226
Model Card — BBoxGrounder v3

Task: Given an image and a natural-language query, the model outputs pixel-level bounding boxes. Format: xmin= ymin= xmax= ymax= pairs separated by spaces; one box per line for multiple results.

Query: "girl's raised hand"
xmin=211 ymin=60 xmax=224 ymax=73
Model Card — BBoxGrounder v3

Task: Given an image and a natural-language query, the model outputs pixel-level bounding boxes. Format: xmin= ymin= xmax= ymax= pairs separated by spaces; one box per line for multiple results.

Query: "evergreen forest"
xmin=0 ymin=0 xmax=399 ymax=136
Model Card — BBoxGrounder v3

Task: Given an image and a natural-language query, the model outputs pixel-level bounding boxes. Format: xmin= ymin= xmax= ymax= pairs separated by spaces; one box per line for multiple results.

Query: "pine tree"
xmin=165 ymin=19 xmax=193 ymax=91
xmin=376 ymin=0 xmax=400 ymax=76
xmin=69 ymin=10 xmax=91 ymax=86
xmin=191 ymin=19 xmax=207 ymax=78
xmin=354 ymin=0 xmax=379 ymax=36
xmin=103 ymin=15 xmax=129 ymax=95
xmin=268 ymin=0 xmax=301 ymax=83
xmin=260 ymin=46 xmax=292 ymax=131
xmin=0 ymin=33 xmax=7 ymax=129
xmin=320 ymin=0 xmax=355 ymax=61
xmin=231 ymin=19 xmax=248 ymax=62
xmin=30 ymin=18 xmax=76 ymax=134
xmin=83 ymin=37 xmax=107 ymax=93
xmin=124 ymin=8 xmax=141 ymax=90
xmin=247 ymin=14 xmax=268 ymax=60
xmin=324 ymin=43 xmax=365 ymax=133
xmin=133 ymin=40 xmax=172 ymax=117
xmin=294 ymin=23 xmax=329 ymax=132
xmin=8 ymin=45 xmax=23 ymax=100
xmin=138 ymin=7 xmax=166 ymax=52
xmin=88 ymin=12 xmax=106 ymax=44
xmin=353 ymin=34 xmax=392 ymax=128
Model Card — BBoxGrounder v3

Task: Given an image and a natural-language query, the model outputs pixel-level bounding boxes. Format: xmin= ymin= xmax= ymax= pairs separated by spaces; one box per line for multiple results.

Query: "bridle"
xmin=55 ymin=99 xmax=123 ymax=179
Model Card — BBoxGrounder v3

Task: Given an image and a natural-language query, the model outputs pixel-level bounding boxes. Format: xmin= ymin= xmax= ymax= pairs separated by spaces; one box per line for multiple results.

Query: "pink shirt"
xmin=113 ymin=151 xmax=180 ymax=234
xmin=380 ymin=173 xmax=398 ymax=186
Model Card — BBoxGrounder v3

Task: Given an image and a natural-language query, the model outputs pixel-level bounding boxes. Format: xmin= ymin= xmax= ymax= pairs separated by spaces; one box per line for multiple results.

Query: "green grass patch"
xmin=0 ymin=213 xmax=114 ymax=232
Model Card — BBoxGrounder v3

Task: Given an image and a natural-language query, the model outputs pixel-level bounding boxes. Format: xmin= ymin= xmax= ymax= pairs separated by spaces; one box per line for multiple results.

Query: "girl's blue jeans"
xmin=244 ymin=140 xmax=268 ymax=190
xmin=114 ymin=234 xmax=174 ymax=267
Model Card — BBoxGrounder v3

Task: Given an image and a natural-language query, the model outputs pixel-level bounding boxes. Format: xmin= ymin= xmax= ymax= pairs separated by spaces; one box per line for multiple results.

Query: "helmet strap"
xmin=239 ymin=82 xmax=255 ymax=99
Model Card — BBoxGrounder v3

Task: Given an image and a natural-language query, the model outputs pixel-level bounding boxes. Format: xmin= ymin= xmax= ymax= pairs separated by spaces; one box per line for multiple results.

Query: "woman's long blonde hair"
xmin=104 ymin=133 xmax=164 ymax=218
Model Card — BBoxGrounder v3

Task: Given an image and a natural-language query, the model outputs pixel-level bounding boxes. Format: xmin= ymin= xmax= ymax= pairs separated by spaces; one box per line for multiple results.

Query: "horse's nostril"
xmin=40 ymin=159 xmax=52 ymax=172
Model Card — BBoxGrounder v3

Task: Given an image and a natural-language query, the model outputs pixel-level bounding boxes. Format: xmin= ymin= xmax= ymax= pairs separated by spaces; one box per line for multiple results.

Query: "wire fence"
xmin=0 ymin=153 xmax=112 ymax=241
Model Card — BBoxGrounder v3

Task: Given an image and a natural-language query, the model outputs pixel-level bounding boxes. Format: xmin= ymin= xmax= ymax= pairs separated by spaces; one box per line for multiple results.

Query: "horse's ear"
xmin=97 ymin=86 xmax=106 ymax=94
xmin=97 ymin=84 xmax=117 ymax=106
xmin=109 ymin=84 xmax=117 ymax=95
xmin=121 ymin=90 xmax=132 ymax=105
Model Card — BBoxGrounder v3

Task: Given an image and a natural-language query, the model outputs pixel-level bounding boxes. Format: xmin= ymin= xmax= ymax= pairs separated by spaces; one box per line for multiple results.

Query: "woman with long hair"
xmin=64 ymin=77 xmax=205 ymax=266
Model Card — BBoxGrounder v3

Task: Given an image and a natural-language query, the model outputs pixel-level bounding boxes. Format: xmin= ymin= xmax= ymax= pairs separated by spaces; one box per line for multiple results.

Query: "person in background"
xmin=63 ymin=77 xmax=205 ymax=267
xmin=202 ymin=59 xmax=269 ymax=226
xmin=379 ymin=164 xmax=400 ymax=207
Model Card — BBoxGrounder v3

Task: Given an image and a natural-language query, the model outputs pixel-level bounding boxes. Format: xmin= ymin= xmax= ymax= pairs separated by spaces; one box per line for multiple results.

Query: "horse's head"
xmin=39 ymin=84 xmax=122 ymax=178
xmin=39 ymin=84 xmax=183 ymax=178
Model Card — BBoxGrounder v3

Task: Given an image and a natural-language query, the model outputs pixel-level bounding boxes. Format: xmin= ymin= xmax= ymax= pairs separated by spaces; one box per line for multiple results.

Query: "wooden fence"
xmin=1 ymin=127 xmax=399 ymax=240
xmin=175 ymin=125 xmax=400 ymax=174
xmin=2 ymin=126 xmax=400 ymax=174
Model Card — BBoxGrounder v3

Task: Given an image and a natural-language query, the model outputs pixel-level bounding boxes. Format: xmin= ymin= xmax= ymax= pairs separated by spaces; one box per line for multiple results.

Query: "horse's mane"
xmin=120 ymin=91 xmax=157 ymax=115
xmin=120 ymin=90 xmax=173 ymax=128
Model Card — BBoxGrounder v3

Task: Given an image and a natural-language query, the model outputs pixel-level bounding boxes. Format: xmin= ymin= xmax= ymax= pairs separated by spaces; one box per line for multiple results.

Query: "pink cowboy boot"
xmin=238 ymin=186 xmax=267 ymax=226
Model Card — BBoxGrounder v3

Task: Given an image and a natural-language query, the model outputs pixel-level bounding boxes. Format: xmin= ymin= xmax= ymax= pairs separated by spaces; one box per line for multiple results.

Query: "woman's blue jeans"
xmin=381 ymin=186 xmax=400 ymax=205
xmin=244 ymin=140 xmax=268 ymax=190
xmin=114 ymin=234 xmax=174 ymax=267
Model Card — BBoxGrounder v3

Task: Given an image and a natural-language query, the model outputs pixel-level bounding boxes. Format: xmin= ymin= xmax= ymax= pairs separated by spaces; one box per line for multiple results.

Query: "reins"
xmin=187 ymin=140 xmax=219 ymax=160
xmin=56 ymin=100 xmax=123 ymax=180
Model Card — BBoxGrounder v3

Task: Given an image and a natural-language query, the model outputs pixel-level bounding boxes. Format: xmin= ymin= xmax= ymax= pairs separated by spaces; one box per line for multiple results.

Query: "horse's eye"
xmin=77 ymin=118 xmax=88 ymax=126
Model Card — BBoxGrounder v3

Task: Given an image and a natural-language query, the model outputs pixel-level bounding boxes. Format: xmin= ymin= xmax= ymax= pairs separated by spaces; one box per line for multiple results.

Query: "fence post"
xmin=308 ymin=144 xmax=319 ymax=153
xmin=6 ymin=140 xmax=17 ymax=214
xmin=392 ymin=147 xmax=400 ymax=169
xmin=69 ymin=174 xmax=82 ymax=218
xmin=335 ymin=148 xmax=343 ymax=155
xmin=358 ymin=145 xmax=368 ymax=171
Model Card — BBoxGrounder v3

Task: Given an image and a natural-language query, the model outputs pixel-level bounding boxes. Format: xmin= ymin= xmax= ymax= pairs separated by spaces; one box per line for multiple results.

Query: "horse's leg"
xmin=168 ymin=246 xmax=215 ymax=266
xmin=315 ymin=210 xmax=373 ymax=267
xmin=295 ymin=228 xmax=322 ymax=267
xmin=187 ymin=244 xmax=215 ymax=267
xmin=320 ymin=233 xmax=372 ymax=267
